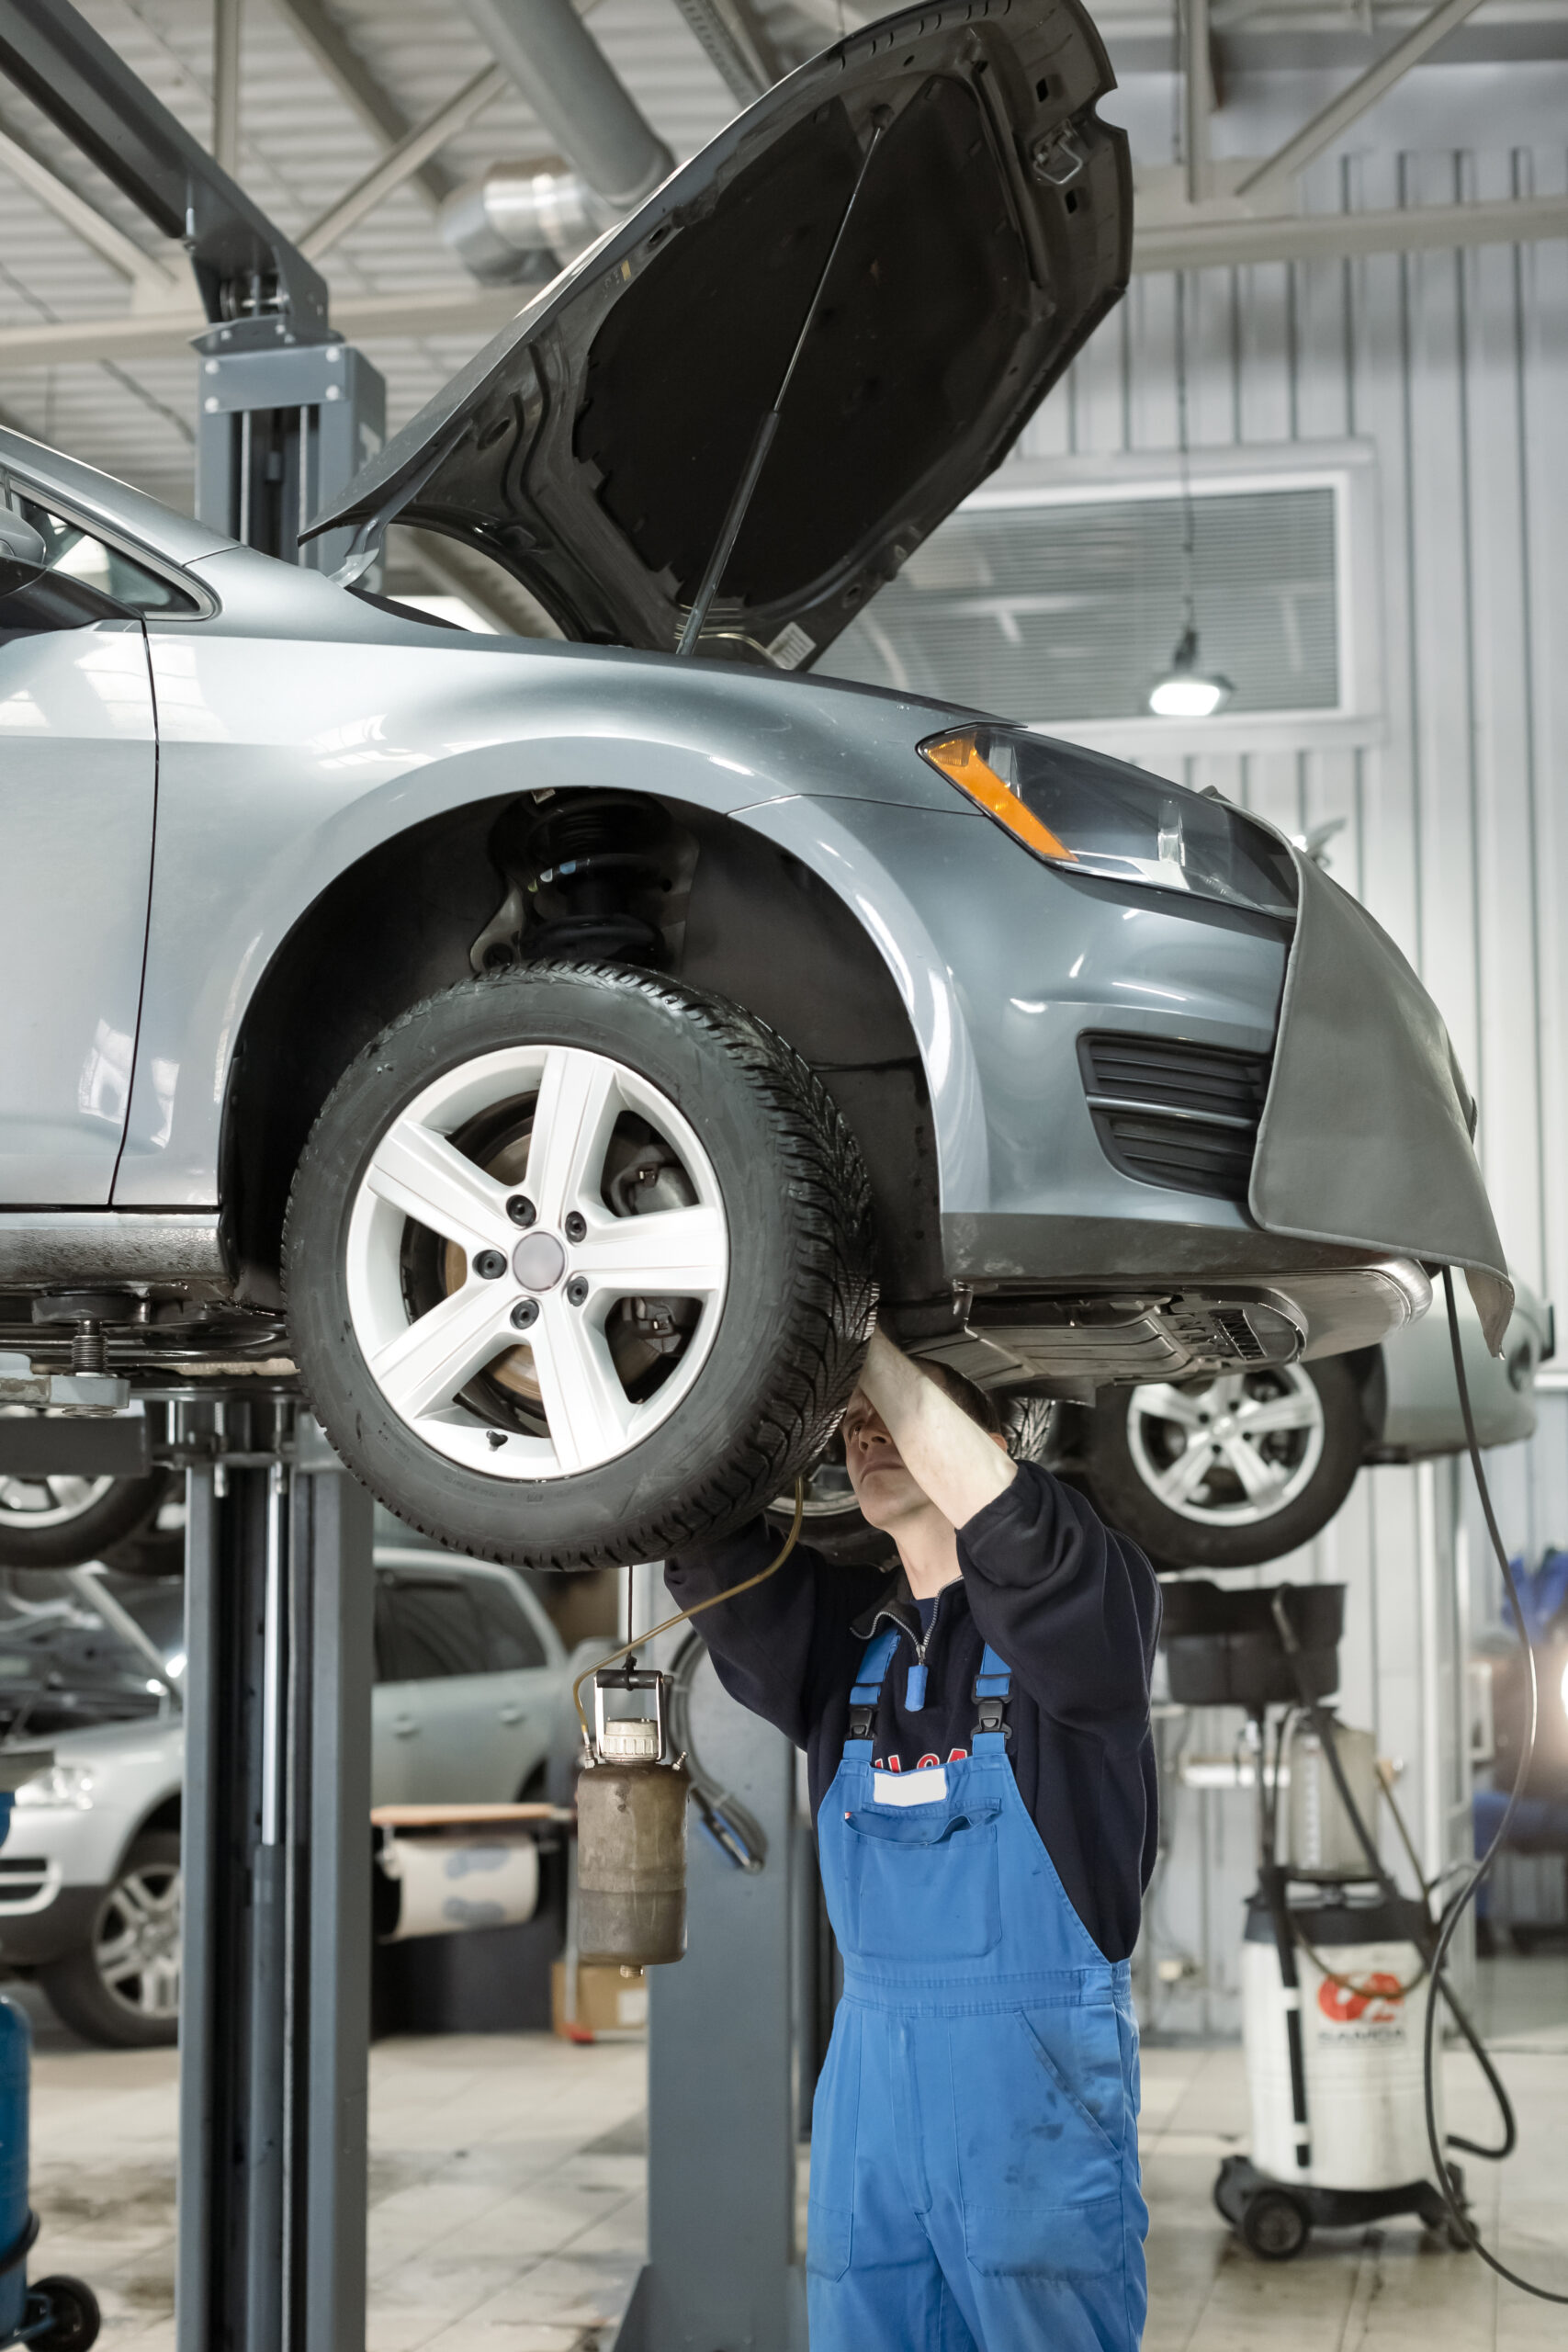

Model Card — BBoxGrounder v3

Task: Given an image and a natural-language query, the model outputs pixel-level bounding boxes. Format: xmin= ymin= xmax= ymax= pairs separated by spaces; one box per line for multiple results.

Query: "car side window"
xmin=468 ymin=1575 xmax=547 ymax=1671
xmin=1 ymin=489 xmax=199 ymax=625
xmin=381 ymin=1576 xmax=491 ymax=1680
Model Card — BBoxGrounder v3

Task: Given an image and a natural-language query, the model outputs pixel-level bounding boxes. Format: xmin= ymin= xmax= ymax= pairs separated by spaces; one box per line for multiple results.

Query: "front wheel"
xmin=38 ymin=1831 xmax=181 ymax=2049
xmin=284 ymin=964 xmax=876 ymax=1572
xmin=0 ymin=1443 xmax=172 ymax=1571
xmin=1076 ymin=1357 xmax=1366 ymax=1570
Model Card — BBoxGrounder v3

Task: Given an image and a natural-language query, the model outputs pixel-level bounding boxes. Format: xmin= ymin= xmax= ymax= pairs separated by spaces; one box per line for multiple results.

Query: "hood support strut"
xmin=677 ymin=114 xmax=887 ymax=659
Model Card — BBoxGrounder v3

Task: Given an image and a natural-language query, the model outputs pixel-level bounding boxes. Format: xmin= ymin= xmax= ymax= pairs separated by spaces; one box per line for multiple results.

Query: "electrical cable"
xmin=571 ymin=1479 xmax=805 ymax=1747
xmin=1421 ymin=1266 xmax=1566 ymax=2301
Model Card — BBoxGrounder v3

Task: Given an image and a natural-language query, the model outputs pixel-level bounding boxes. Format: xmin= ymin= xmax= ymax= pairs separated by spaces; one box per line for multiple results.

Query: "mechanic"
xmin=665 ymin=1327 xmax=1160 ymax=2352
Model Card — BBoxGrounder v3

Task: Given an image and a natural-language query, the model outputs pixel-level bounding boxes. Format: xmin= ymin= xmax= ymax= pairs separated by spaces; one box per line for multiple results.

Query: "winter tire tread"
xmin=283 ymin=962 xmax=876 ymax=1572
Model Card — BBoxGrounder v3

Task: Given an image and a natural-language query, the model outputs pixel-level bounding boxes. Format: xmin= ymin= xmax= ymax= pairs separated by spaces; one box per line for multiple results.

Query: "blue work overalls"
xmin=807 ymin=1628 xmax=1148 ymax=2351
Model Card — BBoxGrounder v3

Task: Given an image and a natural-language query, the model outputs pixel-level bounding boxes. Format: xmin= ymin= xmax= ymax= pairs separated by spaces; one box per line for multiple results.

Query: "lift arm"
xmin=0 ymin=0 xmax=328 ymax=345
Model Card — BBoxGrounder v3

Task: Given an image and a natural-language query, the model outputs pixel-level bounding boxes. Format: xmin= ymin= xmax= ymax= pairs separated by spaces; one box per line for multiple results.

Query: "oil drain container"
xmin=576 ymin=1660 xmax=690 ymax=1966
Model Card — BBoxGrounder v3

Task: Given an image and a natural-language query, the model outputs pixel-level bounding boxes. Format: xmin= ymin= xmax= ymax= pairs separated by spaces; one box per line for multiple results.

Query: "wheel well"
xmin=137 ymin=1795 xmax=181 ymax=1841
xmin=223 ymin=788 xmax=942 ymax=1309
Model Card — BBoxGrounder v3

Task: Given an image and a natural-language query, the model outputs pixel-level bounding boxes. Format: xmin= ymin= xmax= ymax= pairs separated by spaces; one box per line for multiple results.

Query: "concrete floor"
xmin=14 ymin=1956 xmax=1568 ymax=2350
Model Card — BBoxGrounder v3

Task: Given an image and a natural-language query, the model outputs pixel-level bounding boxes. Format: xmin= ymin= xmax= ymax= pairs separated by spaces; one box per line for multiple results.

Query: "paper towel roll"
xmin=378 ymin=1827 xmax=539 ymax=1942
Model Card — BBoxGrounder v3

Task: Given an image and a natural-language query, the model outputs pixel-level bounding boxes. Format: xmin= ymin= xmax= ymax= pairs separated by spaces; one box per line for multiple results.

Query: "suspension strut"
xmin=472 ymin=794 xmax=673 ymax=971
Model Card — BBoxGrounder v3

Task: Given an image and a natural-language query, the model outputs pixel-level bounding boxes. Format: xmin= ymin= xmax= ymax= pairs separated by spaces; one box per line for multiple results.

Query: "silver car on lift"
xmin=0 ymin=0 xmax=1508 ymax=1571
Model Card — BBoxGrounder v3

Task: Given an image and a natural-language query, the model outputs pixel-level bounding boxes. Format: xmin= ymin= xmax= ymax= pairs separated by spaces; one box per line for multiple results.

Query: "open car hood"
xmin=308 ymin=0 xmax=1129 ymax=667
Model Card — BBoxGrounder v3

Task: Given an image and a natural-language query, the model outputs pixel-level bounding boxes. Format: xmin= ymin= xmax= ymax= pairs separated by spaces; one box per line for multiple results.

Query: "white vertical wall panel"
xmin=1049 ymin=70 xmax=1568 ymax=2029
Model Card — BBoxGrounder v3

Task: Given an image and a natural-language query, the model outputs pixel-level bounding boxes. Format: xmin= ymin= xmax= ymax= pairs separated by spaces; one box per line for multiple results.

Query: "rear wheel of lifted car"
xmin=39 ymin=1830 xmax=180 ymax=2049
xmin=0 ymin=1460 xmax=173 ymax=1570
xmin=1074 ymin=1357 xmax=1365 ymax=1571
xmin=284 ymin=962 xmax=877 ymax=1572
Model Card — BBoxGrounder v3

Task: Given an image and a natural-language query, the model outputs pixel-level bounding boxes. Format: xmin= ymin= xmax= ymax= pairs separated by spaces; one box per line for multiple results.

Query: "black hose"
xmin=1421 ymin=1266 xmax=1565 ymax=2302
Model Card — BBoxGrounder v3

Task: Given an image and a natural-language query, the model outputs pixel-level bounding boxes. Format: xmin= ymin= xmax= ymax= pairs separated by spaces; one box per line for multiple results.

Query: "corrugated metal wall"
xmin=1040 ymin=62 xmax=1568 ymax=2030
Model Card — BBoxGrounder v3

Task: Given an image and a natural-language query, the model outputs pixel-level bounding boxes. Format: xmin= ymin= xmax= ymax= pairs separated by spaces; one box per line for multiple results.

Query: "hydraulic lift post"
xmin=176 ymin=1399 xmax=374 ymax=2352
xmin=0 ymin=0 xmax=385 ymax=571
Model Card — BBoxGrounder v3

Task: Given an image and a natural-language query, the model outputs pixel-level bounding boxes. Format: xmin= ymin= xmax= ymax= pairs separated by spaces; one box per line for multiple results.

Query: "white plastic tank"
xmin=1243 ymin=1893 xmax=1440 ymax=2189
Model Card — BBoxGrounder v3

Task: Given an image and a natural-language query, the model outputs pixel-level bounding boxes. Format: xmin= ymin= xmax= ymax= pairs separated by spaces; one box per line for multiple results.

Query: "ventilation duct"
xmin=459 ymin=0 xmax=673 ymax=210
xmin=442 ymin=159 xmax=615 ymax=280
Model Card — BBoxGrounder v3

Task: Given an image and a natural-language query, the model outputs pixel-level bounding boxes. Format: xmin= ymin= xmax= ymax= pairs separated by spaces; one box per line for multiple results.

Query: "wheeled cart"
xmin=1161 ymin=1579 xmax=1474 ymax=2265
xmin=1213 ymin=2153 xmax=1463 ymax=2261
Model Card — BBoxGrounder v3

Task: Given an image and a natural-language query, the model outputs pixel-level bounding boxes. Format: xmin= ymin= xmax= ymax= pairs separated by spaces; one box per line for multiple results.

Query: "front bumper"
xmin=749 ymin=775 xmax=1506 ymax=1388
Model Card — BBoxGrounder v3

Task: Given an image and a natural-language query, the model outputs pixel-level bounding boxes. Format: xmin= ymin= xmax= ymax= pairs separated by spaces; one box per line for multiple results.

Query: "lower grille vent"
xmin=1079 ymin=1032 xmax=1272 ymax=1204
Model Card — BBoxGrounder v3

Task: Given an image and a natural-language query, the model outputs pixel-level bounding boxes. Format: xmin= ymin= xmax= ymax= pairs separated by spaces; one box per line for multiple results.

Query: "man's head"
xmin=842 ymin=1361 xmax=1006 ymax=1532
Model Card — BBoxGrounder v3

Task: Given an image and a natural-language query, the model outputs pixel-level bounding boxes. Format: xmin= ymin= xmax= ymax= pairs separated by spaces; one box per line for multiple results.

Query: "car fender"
xmin=118 ymin=610 xmax=980 ymax=1212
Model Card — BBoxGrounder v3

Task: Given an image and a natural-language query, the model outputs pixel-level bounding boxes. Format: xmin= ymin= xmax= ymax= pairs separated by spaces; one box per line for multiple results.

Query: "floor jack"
xmin=1163 ymin=1580 xmax=1491 ymax=2262
xmin=0 ymin=1753 xmax=99 ymax=2349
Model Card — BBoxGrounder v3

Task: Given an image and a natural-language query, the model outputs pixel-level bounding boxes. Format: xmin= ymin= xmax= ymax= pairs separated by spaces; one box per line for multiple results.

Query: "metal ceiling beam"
xmin=0 ymin=120 xmax=182 ymax=296
xmin=1183 ymin=0 xmax=1213 ymax=206
xmin=0 ymin=279 xmax=524 ymax=366
xmin=212 ymin=0 xmax=242 ymax=177
xmin=1132 ymin=188 xmax=1568 ymax=271
xmin=0 ymin=192 xmax=1560 ymax=371
xmin=299 ymin=63 xmax=507 ymax=261
xmin=269 ymin=0 xmax=457 ymax=209
xmin=1235 ymin=0 xmax=1490 ymax=203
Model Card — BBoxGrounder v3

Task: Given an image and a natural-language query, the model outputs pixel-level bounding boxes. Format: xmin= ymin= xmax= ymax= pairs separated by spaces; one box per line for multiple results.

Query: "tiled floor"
xmin=14 ymin=1955 xmax=1568 ymax=2349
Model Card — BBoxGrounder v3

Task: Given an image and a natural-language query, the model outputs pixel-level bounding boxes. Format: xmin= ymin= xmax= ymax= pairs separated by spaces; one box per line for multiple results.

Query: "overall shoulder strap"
xmin=845 ymin=1628 xmax=900 ymax=1752
xmin=972 ymin=1643 xmax=1013 ymax=1751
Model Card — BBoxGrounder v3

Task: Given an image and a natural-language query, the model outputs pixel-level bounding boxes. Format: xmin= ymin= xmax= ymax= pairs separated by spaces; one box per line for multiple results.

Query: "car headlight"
xmin=14 ymin=1764 xmax=96 ymax=1812
xmin=919 ymin=724 xmax=1298 ymax=920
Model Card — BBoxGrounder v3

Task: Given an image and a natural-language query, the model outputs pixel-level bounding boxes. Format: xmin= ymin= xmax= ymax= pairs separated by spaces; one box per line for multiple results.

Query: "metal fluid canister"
xmin=1242 ymin=1892 xmax=1436 ymax=2189
xmin=576 ymin=1665 xmax=690 ymax=1967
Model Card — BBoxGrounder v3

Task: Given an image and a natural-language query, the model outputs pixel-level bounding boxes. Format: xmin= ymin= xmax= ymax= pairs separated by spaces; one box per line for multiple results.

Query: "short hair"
xmin=920 ymin=1358 xmax=1003 ymax=1437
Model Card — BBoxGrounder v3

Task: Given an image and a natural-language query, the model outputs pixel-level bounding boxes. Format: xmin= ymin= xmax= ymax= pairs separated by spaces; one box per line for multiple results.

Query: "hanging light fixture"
xmin=1149 ymin=273 xmax=1232 ymax=718
xmin=1149 ymin=625 xmax=1232 ymax=718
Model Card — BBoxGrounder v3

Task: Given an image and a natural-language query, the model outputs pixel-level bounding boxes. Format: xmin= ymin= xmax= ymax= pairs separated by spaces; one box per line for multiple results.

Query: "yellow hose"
xmin=572 ymin=1479 xmax=806 ymax=1750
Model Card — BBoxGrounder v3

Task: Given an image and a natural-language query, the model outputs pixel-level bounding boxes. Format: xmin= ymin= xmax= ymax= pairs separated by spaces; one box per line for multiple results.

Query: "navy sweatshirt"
xmin=665 ymin=1463 xmax=1163 ymax=1963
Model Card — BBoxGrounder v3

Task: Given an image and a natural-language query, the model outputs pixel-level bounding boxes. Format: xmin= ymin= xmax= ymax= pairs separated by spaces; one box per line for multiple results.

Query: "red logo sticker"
xmin=1317 ymin=1971 xmax=1404 ymax=2026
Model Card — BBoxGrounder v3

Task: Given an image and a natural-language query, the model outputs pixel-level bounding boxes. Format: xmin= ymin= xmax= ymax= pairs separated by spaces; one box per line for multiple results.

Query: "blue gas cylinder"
xmin=0 ymin=1995 xmax=28 ymax=2342
xmin=0 ymin=1793 xmax=27 ymax=2341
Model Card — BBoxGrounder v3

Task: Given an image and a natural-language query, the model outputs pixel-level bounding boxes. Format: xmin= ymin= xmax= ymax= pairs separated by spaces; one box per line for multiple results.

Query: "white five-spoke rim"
xmin=1126 ymin=1366 xmax=1325 ymax=1526
xmin=98 ymin=1863 xmax=181 ymax=2020
xmin=0 ymin=1474 xmax=116 ymax=1529
xmin=345 ymin=1045 xmax=728 ymax=1480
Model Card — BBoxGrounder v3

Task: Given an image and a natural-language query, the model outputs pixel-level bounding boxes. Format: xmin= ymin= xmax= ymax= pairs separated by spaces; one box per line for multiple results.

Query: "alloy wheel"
xmin=96 ymin=1859 xmax=181 ymax=2025
xmin=0 ymin=1472 xmax=116 ymax=1532
xmin=344 ymin=1043 xmax=728 ymax=1480
xmin=1124 ymin=1365 xmax=1325 ymax=1527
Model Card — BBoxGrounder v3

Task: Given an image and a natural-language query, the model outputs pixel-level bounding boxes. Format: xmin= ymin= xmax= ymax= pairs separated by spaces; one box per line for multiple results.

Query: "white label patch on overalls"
xmin=873 ymin=1767 xmax=949 ymax=1807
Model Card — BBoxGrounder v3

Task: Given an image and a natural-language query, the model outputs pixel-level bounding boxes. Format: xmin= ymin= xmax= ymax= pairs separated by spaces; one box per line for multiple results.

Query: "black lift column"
xmin=176 ymin=1400 xmax=374 ymax=2352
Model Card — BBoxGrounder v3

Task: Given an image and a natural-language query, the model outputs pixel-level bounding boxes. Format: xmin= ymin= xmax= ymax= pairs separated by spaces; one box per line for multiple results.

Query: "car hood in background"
xmin=1250 ymin=846 xmax=1513 ymax=1352
xmin=307 ymin=0 xmax=1129 ymax=668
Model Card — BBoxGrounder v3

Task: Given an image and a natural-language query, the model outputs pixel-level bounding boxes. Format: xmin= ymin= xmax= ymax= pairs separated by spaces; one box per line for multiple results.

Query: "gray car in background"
xmin=0 ymin=1550 xmax=595 ymax=2046
xmin=0 ymin=0 xmax=1508 ymax=1572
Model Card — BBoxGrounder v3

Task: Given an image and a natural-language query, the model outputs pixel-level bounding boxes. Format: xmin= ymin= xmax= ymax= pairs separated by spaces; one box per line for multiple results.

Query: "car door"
xmin=369 ymin=1572 xmax=423 ymax=1805
xmin=0 ymin=482 xmax=192 ymax=1203
xmin=464 ymin=1567 xmax=561 ymax=1800
xmin=374 ymin=1566 xmax=502 ymax=1802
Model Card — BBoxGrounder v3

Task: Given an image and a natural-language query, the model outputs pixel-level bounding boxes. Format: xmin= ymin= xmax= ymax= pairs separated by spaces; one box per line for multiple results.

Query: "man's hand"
xmin=857 ymin=1328 xmax=1016 ymax=1532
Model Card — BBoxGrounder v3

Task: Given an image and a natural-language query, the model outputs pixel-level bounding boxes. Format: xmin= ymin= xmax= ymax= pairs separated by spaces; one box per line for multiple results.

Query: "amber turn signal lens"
xmin=919 ymin=731 xmax=1076 ymax=863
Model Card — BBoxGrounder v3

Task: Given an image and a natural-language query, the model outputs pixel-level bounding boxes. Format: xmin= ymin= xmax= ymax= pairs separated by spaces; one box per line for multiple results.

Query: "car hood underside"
xmin=306 ymin=0 xmax=1130 ymax=670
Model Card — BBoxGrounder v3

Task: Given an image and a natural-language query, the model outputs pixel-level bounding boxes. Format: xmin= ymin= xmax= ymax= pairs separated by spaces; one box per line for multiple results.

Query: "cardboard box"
xmin=551 ymin=1959 xmax=649 ymax=2041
